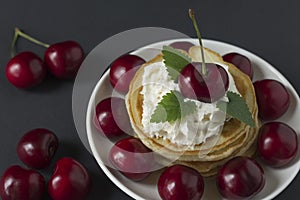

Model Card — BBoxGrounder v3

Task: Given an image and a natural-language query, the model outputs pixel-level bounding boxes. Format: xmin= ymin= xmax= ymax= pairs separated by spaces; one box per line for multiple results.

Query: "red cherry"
xmin=109 ymin=54 xmax=145 ymax=94
xmin=179 ymin=62 xmax=229 ymax=103
xmin=44 ymin=41 xmax=84 ymax=79
xmin=48 ymin=157 xmax=91 ymax=200
xmin=258 ymin=122 xmax=298 ymax=167
xmin=253 ymin=79 xmax=290 ymax=120
xmin=223 ymin=52 xmax=253 ymax=80
xmin=169 ymin=41 xmax=194 ymax=52
xmin=217 ymin=156 xmax=265 ymax=200
xmin=158 ymin=164 xmax=204 ymax=200
xmin=0 ymin=165 xmax=45 ymax=200
xmin=109 ymin=137 xmax=154 ymax=181
xmin=6 ymin=51 xmax=47 ymax=88
xmin=94 ymin=97 xmax=131 ymax=137
xmin=17 ymin=128 xmax=58 ymax=169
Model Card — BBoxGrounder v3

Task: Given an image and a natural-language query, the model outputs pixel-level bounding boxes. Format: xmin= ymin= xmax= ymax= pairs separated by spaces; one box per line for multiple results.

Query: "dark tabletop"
xmin=0 ymin=0 xmax=299 ymax=199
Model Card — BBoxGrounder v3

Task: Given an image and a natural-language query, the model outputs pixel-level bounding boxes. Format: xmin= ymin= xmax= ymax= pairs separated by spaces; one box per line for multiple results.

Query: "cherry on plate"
xmin=109 ymin=137 xmax=154 ymax=181
xmin=0 ymin=165 xmax=45 ymax=200
xmin=223 ymin=52 xmax=253 ymax=80
xmin=169 ymin=41 xmax=194 ymax=52
xmin=253 ymin=79 xmax=290 ymax=120
xmin=179 ymin=62 xmax=229 ymax=103
xmin=94 ymin=97 xmax=132 ymax=137
xmin=44 ymin=40 xmax=85 ymax=79
xmin=17 ymin=128 xmax=59 ymax=169
xmin=109 ymin=54 xmax=145 ymax=94
xmin=6 ymin=51 xmax=47 ymax=88
xmin=158 ymin=164 xmax=204 ymax=200
xmin=258 ymin=122 xmax=298 ymax=167
xmin=217 ymin=156 xmax=265 ymax=200
xmin=48 ymin=157 xmax=91 ymax=200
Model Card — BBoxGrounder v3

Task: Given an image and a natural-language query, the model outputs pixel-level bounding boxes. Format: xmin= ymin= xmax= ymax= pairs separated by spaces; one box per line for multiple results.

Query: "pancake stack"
xmin=125 ymin=45 xmax=260 ymax=177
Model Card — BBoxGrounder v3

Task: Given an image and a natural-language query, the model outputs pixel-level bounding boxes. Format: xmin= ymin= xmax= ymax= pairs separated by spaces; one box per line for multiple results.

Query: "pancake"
xmin=125 ymin=46 xmax=260 ymax=176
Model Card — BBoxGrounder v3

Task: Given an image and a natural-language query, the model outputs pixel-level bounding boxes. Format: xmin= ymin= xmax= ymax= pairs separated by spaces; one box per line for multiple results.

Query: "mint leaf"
xmin=162 ymin=46 xmax=191 ymax=81
xmin=150 ymin=90 xmax=196 ymax=123
xmin=217 ymin=91 xmax=255 ymax=127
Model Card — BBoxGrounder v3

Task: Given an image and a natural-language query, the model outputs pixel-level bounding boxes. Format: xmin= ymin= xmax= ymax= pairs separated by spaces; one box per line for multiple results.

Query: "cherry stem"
xmin=10 ymin=27 xmax=50 ymax=57
xmin=189 ymin=9 xmax=206 ymax=76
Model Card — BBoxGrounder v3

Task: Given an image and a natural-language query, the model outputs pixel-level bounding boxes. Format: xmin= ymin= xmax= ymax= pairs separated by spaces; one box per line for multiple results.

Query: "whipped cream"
xmin=140 ymin=60 xmax=239 ymax=148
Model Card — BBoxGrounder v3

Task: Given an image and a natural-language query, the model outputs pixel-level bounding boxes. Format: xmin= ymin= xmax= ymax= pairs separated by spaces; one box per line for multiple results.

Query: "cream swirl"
xmin=140 ymin=60 xmax=239 ymax=147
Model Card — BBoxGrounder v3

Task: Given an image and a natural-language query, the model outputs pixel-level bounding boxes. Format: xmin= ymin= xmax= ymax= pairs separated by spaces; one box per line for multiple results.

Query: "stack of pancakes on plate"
xmin=125 ymin=45 xmax=260 ymax=177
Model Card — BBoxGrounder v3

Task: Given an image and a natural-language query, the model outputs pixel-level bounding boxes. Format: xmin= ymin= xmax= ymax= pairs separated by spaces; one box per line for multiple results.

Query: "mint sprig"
xmin=150 ymin=90 xmax=196 ymax=123
xmin=162 ymin=45 xmax=191 ymax=81
xmin=217 ymin=91 xmax=255 ymax=127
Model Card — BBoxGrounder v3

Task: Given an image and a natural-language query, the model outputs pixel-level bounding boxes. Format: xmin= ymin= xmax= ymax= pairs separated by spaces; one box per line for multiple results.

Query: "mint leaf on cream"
xmin=150 ymin=90 xmax=196 ymax=123
xmin=217 ymin=91 xmax=255 ymax=127
xmin=162 ymin=45 xmax=191 ymax=81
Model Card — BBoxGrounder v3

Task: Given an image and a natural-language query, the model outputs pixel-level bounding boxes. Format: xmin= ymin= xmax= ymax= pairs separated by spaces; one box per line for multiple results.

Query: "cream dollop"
xmin=140 ymin=60 xmax=239 ymax=148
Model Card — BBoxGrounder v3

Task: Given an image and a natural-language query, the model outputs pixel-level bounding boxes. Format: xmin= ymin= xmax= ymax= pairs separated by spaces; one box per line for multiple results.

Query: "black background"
xmin=0 ymin=0 xmax=299 ymax=199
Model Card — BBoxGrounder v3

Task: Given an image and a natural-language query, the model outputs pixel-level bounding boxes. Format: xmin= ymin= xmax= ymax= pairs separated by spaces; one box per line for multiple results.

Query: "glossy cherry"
xmin=109 ymin=54 xmax=145 ymax=94
xmin=44 ymin=40 xmax=85 ymax=79
xmin=179 ymin=62 xmax=229 ymax=103
xmin=169 ymin=41 xmax=194 ymax=52
xmin=258 ymin=122 xmax=298 ymax=167
xmin=6 ymin=52 xmax=47 ymax=88
xmin=158 ymin=164 xmax=204 ymax=200
xmin=253 ymin=79 xmax=290 ymax=120
xmin=109 ymin=137 xmax=154 ymax=181
xmin=223 ymin=52 xmax=253 ymax=80
xmin=217 ymin=156 xmax=265 ymax=200
xmin=17 ymin=128 xmax=58 ymax=169
xmin=0 ymin=165 xmax=45 ymax=200
xmin=48 ymin=157 xmax=91 ymax=200
xmin=94 ymin=97 xmax=131 ymax=137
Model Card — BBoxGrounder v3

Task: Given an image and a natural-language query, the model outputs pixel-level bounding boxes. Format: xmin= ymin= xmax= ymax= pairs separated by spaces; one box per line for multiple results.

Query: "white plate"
xmin=86 ymin=38 xmax=300 ymax=200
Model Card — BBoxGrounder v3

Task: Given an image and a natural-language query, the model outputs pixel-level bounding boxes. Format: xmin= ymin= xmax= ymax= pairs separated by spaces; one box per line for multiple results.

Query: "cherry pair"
xmin=6 ymin=28 xmax=85 ymax=89
xmin=158 ymin=157 xmax=265 ymax=200
xmin=0 ymin=158 xmax=91 ymax=200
